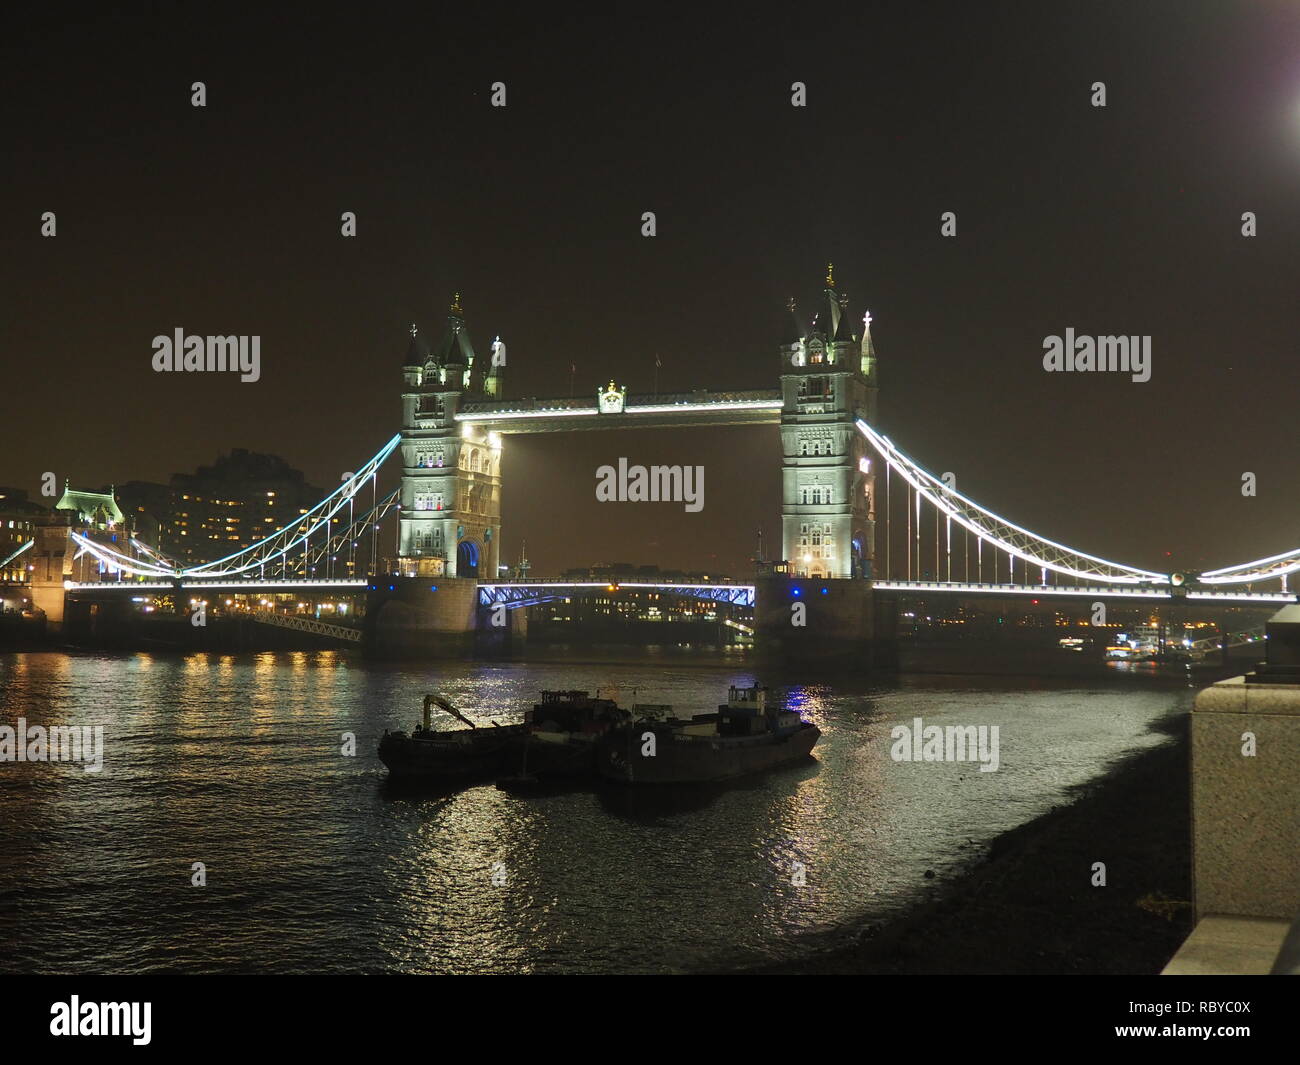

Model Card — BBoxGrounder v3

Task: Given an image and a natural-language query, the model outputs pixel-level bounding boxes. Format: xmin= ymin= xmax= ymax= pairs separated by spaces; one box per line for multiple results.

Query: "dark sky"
xmin=3 ymin=3 xmax=1297 ymax=577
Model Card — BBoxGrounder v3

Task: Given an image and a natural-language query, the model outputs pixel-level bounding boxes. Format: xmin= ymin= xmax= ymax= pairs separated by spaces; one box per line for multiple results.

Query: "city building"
xmin=0 ymin=487 xmax=48 ymax=590
xmin=165 ymin=450 xmax=321 ymax=564
xmin=113 ymin=480 xmax=172 ymax=547
xmin=530 ymin=564 xmax=749 ymax=642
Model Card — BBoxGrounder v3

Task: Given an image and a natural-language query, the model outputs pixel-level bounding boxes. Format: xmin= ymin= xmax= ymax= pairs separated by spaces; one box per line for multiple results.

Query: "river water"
xmin=0 ymin=651 xmax=1188 ymax=973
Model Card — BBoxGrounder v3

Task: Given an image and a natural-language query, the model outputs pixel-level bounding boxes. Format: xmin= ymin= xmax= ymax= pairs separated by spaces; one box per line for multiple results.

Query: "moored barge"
xmin=596 ymin=685 xmax=819 ymax=784
xmin=502 ymin=689 xmax=632 ymax=779
xmin=378 ymin=693 xmax=526 ymax=781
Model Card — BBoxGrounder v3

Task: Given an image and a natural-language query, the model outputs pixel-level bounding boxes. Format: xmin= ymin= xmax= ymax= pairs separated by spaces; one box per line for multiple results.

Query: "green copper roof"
xmin=55 ymin=486 xmax=124 ymax=525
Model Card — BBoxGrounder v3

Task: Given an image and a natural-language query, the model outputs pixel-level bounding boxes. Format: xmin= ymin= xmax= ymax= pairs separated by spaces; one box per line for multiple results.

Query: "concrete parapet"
xmin=1191 ymin=675 xmax=1300 ymax=921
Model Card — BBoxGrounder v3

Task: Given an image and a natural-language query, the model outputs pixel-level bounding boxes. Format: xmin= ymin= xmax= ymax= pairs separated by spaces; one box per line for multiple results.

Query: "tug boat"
xmin=596 ymin=685 xmax=820 ymax=784
xmin=378 ymin=693 xmax=526 ymax=781
xmin=500 ymin=690 xmax=633 ymax=781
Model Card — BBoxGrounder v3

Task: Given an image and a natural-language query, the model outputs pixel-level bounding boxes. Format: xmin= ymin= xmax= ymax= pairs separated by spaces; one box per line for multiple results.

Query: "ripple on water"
xmin=0 ymin=652 xmax=1185 ymax=973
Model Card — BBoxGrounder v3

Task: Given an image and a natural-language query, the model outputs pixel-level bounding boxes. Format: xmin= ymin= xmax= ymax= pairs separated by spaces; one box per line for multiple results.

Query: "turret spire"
xmin=823 ymin=263 xmax=844 ymax=338
xmin=861 ymin=309 xmax=876 ymax=376
xmin=403 ymin=323 xmax=426 ymax=367
xmin=784 ymin=296 xmax=803 ymax=345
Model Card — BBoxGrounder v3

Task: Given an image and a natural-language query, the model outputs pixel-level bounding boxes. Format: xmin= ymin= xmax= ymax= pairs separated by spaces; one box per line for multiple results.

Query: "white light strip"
xmin=66 ymin=581 xmax=172 ymax=590
xmin=1199 ymin=556 xmax=1300 ymax=585
xmin=66 ymin=579 xmax=369 ymax=591
xmin=621 ymin=401 xmax=782 ymax=416
xmin=874 ymin=581 xmax=1296 ymax=604
xmin=873 ymin=580 xmax=1170 ymax=600
xmin=857 ymin=420 xmax=1168 ymax=584
xmin=456 ymin=408 xmax=600 ymax=421
xmin=179 ymin=579 xmax=369 ymax=590
xmin=455 ymin=400 xmax=782 ymax=422
xmin=1187 ymin=590 xmax=1297 ymax=603
xmin=131 ymin=538 xmax=178 ymax=568
xmin=0 ymin=539 xmax=34 ymax=569
xmin=1202 ymin=546 xmax=1300 ymax=577
xmin=479 ymin=582 xmax=752 ymax=592
xmin=184 ymin=433 xmax=400 ymax=576
xmin=69 ymin=533 xmax=175 ymax=577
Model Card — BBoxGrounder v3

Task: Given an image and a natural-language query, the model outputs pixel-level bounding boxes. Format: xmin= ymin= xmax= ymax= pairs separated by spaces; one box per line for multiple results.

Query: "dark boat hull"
xmin=506 ymin=734 xmax=601 ymax=778
xmin=378 ymin=726 xmax=527 ymax=781
xmin=597 ymin=723 xmax=820 ymax=784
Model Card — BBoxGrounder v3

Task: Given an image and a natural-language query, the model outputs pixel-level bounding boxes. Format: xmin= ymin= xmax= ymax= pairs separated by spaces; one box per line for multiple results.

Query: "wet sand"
xmin=754 ymin=710 xmax=1192 ymax=975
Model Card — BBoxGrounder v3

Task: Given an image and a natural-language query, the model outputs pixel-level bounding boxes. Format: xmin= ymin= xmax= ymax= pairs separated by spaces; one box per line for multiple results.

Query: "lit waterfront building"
xmin=165 ymin=450 xmax=321 ymax=564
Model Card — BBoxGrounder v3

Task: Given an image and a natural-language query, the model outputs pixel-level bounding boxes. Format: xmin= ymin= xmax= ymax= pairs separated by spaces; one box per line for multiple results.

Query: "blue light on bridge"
xmin=478 ymin=581 xmax=755 ymax=609
xmin=821 ymin=587 xmax=828 ymax=595
xmin=792 ymin=588 xmax=801 ymax=597
xmin=430 ymin=585 xmax=438 ymax=592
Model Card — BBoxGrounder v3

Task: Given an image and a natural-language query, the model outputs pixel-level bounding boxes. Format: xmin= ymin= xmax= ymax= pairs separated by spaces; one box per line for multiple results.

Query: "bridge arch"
xmin=456 ymin=539 xmax=481 ymax=578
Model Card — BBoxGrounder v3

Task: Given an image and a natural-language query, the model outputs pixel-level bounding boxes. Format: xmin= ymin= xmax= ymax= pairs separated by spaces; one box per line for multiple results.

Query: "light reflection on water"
xmin=0 ymin=651 xmax=1186 ymax=973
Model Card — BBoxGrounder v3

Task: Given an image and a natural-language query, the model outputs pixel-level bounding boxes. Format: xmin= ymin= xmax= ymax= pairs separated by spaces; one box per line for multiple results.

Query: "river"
xmin=0 ymin=651 xmax=1188 ymax=973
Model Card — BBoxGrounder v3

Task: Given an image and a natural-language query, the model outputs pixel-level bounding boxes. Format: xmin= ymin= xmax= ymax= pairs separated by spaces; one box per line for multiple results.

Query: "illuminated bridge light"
xmin=477 ymin=582 xmax=756 ymax=609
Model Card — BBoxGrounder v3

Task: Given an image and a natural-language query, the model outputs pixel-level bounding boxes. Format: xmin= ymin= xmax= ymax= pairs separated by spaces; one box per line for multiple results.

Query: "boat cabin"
xmin=527 ymin=690 xmax=629 ymax=733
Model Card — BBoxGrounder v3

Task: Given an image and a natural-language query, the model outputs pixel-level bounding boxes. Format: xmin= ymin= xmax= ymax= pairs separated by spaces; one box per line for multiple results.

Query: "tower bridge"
xmin=398 ymin=267 xmax=877 ymax=583
xmin=47 ymin=269 xmax=1298 ymax=662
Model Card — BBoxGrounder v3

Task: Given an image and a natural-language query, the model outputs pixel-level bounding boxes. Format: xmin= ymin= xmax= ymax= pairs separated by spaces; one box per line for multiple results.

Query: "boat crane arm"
xmin=425 ymin=692 xmax=477 ymax=730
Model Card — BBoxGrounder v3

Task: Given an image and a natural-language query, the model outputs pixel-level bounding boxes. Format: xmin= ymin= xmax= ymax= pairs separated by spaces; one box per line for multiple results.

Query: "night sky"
xmin=3 ymin=3 xmax=1297 ymax=578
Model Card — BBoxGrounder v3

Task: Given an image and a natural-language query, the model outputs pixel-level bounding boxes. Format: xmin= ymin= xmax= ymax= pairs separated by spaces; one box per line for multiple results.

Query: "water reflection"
xmin=0 ymin=651 xmax=1186 ymax=973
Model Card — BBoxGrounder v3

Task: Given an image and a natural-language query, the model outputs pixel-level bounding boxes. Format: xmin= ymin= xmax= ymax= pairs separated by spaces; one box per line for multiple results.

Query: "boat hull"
xmin=378 ymin=726 xmax=527 ymax=781
xmin=506 ymin=734 xmax=602 ymax=778
xmin=597 ymin=723 xmax=820 ymax=784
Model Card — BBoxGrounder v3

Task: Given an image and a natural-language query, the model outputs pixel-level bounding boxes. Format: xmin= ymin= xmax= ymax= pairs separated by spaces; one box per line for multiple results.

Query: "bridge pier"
xmin=473 ymin=599 xmax=529 ymax=659
xmin=363 ymin=576 xmax=524 ymax=659
xmin=28 ymin=525 xmax=72 ymax=633
xmin=754 ymin=575 xmax=896 ymax=670
xmin=363 ymin=576 xmax=476 ymax=659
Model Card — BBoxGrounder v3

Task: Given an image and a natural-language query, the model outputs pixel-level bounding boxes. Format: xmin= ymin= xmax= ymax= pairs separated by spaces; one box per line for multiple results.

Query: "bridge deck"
xmin=874 ymin=580 xmax=1295 ymax=604
xmin=452 ymin=389 xmax=782 ymax=433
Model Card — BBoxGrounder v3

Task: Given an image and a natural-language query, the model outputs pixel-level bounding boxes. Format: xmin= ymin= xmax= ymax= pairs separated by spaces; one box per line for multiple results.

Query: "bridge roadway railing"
xmin=873 ymin=580 xmax=1297 ymax=604
xmin=477 ymin=580 xmax=756 ymax=608
xmin=66 ymin=578 xmax=370 ymax=592
xmin=456 ymin=388 xmax=782 ymax=418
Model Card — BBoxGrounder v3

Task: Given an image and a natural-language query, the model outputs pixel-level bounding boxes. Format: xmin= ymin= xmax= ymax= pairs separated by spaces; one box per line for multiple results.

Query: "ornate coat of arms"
xmin=598 ymin=380 xmax=627 ymax=414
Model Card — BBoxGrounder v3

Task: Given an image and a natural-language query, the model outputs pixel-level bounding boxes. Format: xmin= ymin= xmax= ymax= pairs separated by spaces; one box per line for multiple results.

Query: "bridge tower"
xmin=397 ymin=294 xmax=502 ymax=579
xmin=778 ymin=265 xmax=878 ymax=578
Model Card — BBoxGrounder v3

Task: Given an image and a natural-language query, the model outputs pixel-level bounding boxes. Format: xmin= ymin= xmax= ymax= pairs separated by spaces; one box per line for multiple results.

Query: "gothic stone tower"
xmin=779 ymin=265 xmax=879 ymax=579
xmin=398 ymin=294 xmax=503 ymax=579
